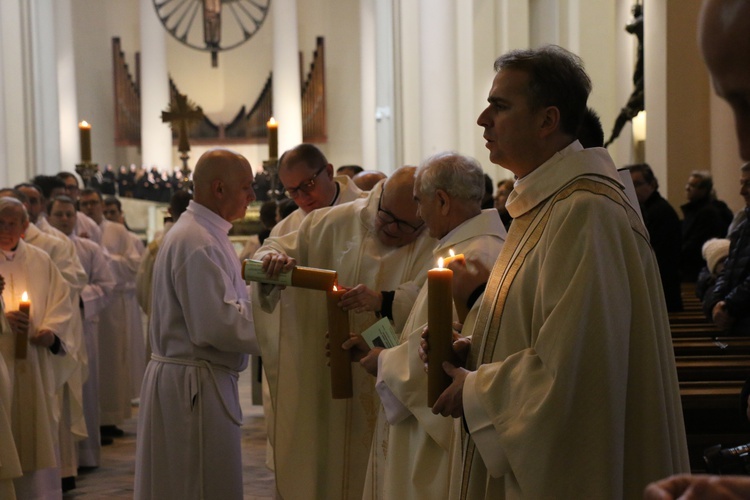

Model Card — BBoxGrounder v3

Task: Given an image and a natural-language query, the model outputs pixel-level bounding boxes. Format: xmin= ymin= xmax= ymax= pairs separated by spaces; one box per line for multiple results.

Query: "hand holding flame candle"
xmin=267 ymin=117 xmax=279 ymax=160
xmin=427 ymin=258 xmax=454 ymax=406
xmin=15 ymin=291 xmax=30 ymax=359
xmin=79 ymin=121 xmax=92 ymax=163
xmin=327 ymin=285 xmax=353 ymax=398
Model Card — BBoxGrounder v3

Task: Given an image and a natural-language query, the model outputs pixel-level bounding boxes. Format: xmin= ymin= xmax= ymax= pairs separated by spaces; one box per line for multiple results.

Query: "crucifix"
xmin=161 ymin=91 xmax=204 ymax=184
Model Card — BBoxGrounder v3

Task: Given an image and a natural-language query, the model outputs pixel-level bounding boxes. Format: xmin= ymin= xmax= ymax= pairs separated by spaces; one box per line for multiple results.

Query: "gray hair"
xmin=0 ymin=196 xmax=28 ymax=223
xmin=416 ymin=152 xmax=485 ymax=203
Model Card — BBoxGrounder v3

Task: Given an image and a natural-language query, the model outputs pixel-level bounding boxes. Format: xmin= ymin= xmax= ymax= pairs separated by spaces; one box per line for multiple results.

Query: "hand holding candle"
xmin=327 ymin=285 xmax=353 ymax=399
xmin=427 ymin=258 xmax=455 ymax=406
xmin=15 ymin=291 xmax=30 ymax=359
xmin=79 ymin=121 xmax=92 ymax=163
xmin=267 ymin=117 xmax=278 ymax=160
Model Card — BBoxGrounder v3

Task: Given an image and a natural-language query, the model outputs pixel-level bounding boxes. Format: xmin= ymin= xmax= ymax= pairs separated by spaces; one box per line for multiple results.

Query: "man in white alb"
xmin=134 ymin=148 xmax=259 ymax=499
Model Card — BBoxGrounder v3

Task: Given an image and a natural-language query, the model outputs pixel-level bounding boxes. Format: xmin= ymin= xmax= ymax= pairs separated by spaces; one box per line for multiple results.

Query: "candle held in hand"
xmin=79 ymin=121 xmax=92 ymax=163
xmin=427 ymin=258 xmax=454 ymax=406
xmin=327 ymin=286 xmax=352 ymax=399
xmin=242 ymin=259 xmax=337 ymax=291
xmin=15 ymin=291 xmax=30 ymax=359
xmin=267 ymin=117 xmax=279 ymax=160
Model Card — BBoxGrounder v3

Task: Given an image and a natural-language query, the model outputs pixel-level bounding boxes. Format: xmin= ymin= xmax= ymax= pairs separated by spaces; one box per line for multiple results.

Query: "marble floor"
xmin=63 ymin=368 xmax=275 ymax=499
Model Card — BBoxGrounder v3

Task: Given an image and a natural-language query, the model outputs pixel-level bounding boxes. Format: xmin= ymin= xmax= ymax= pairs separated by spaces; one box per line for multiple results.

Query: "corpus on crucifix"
xmin=161 ymin=91 xmax=204 ymax=182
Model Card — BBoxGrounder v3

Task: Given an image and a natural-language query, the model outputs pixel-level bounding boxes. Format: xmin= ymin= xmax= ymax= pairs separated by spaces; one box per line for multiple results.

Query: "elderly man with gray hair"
xmin=343 ymin=152 xmax=507 ymax=499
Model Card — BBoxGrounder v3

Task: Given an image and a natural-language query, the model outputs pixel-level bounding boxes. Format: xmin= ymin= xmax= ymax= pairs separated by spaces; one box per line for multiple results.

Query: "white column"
xmin=0 ymin=0 xmax=34 ymax=185
xmin=139 ymin=0 xmax=172 ymax=170
xmin=272 ymin=0 xmax=303 ymax=156
xmin=419 ymin=0 xmax=458 ymax=157
xmin=30 ymin=0 xmax=62 ymax=175
xmin=360 ymin=0 xmax=376 ymax=170
xmin=55 ymin=0 xmax=80 ymax=174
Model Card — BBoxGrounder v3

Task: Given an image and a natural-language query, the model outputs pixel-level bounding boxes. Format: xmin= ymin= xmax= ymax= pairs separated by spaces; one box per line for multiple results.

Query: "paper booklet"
xmin=361 ymin=317 xmax=399 ymax=349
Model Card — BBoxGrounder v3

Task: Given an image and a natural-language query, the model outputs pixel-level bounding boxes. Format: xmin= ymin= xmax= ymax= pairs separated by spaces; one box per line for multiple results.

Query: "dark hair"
xmin=30 ymin=175 xmax=65 ymax=199
xmin=278 ymin=198 xmax=298 ymax=219
xmin=577 ymin=107 xmax=605 ymax=148
xmin=627 ymin=163 xmax=658 ymax=189
xmin=279 ymin=144 xmax=329 ymax=173
xmin=48 ymin=195 xmax=76 ymax=213
xmin=337 ymin=165 xmax=363 ymax=176
xmin=56 ymin=171 xmax=79 ymax=187
xmin=259 ymin=200 xmax=278 ymax=229
xmin=494 ymin=45 xmax=591 ymax=136
xmin=0 ymin=188 xmax=28 ymax=204
xmin=80 ymin=187 xmax=103 ymax=201
xmin=169 ymin=190 xmax=193 ymax=219
xmin=104 ymin=196 xmax=122 ymax=210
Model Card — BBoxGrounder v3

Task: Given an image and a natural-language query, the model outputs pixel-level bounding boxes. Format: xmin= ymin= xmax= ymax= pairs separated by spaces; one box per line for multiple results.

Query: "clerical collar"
xmin=1 ymin=246 xmax=17 ymax=261
xmin=329 ymin=182 xmax=341 ymax=206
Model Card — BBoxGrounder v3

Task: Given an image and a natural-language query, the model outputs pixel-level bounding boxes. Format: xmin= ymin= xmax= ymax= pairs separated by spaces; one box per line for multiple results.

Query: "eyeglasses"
xmin=284 ymin=165 xmax=327 ymax=198
xmin=376 ymin=191 xmax=424 ymax=234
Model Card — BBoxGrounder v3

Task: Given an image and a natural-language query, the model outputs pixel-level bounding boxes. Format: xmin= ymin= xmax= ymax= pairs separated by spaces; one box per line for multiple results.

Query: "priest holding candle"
xmin=0 ymin=197 xmax=73 ymax=498
xmin=254 ymin=166 xmax=434 ymax=500
xmin=341 ymin=152 xmax=506 ymax=500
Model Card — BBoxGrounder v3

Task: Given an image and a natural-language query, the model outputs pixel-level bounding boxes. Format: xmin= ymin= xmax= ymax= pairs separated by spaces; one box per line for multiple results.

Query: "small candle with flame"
xmin=79 ymin=121 xmax=92 ymax=163
xmin=427 ymin=257 xmax=454 ymax=406
xmin=327 ymin=284 xmax=352 ymax=399
xmin=267 ymin=117 xmax=279 ymax=160
xmin=442 ymin=249 xmax=465 ymax=267
xmin=15 ymin=291 xmax=30 ymax=359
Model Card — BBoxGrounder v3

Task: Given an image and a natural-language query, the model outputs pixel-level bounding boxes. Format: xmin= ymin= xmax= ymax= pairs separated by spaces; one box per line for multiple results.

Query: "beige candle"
xmin=79 ymin=121 xmax=92 ymax=163
xmin=15 ymin=291 xmax=30 ymax=359
xmin=327 ymin=286 xmax=352 ymax=399
xmin=242 ymin=259 xmax=337 ymax=291
xmin=427 ymin=258 xmax=454 ymax=407
xmin=442 ymin=249 xmax=465 ymax=267
xmin=267 ymin=117 xmax=278 ymax=160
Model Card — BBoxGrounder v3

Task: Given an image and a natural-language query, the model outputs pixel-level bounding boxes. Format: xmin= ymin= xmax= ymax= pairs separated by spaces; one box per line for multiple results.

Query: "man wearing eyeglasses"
xmin=251 ymin=143 xmax=364 ymax=472
xmin=339 ymin=152 xmax=507 ymax=500
xmin=254 ymin=166 xmax=435 ymax=500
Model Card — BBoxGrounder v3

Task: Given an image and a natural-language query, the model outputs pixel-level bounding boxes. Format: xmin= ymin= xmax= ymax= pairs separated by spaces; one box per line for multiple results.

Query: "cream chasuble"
xmin=364 ymin=209 xmax=506 ymax=500
xmin=456 ymin=144 xmax=689 ymax=499
xmin=255 ymin=183 xmax=435 ymax=499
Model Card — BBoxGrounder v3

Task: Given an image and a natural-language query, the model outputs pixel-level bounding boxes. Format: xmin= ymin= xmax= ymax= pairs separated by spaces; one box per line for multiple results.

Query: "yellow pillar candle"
xmin=79 ymin=121 xmax=92 ymax=163
xmin=327 ymin=286 xmax=352 ymax=399
xmin=267 ymin=117 xmax=278 ymax=160
xmin=442 ymin=248 xmax=465 ymax=267
xmin=242 ymin=259 xmax=337 ymax=291
xmin=427 ymin=258 xmax=454 ymax=407
xmin=15 ymin=291 xmax=30 ymax=359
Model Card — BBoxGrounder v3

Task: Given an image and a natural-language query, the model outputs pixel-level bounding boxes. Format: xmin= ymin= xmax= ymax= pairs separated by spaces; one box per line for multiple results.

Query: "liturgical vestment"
xmin=251 ymin=175 xmax=363 ymax=469
xmin=255 ymin=183 xmax=436 ymax=499
xmin=457 ymin=142 xmax=690 ymax=499
xmin=135 ymin=201 xmax=258 ymax=500
xmin=364 ymin=209 xmax=506 ymax=500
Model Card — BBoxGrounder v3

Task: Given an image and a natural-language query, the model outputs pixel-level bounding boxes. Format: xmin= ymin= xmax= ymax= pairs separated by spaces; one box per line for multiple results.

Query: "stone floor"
xmin=63 ymin=369 xmax=275 ymax=499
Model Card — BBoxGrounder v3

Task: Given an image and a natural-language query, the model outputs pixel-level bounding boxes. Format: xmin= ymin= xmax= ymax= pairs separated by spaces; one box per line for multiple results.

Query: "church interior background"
xmin=0 ymin=0 xmax=746 ymax=239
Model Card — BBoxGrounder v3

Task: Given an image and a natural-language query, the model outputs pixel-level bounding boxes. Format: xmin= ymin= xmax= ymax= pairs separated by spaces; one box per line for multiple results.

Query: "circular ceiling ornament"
xmin=153 ymin=0 xmax=271 ymax=66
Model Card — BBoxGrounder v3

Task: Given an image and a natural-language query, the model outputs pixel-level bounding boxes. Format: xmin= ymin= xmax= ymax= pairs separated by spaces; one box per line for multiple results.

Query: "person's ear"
xmin=539 ymin=106 xmax=561 ymax=138
xmin=436 ymin=189 xmax=451 ymax=215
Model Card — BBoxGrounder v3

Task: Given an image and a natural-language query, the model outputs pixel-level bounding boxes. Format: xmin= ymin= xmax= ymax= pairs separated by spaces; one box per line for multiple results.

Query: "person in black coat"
xmin=703 ymin=163 xmax=750 ymax=335
xmin=680 ymin=170 xmax=731 ymax=282
xmin=629 ymin=163 xmax=683 ymax=311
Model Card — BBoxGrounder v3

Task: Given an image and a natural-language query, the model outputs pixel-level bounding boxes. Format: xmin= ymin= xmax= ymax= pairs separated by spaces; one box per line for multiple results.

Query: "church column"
xmin=139 ymin=0 xmax=173 ymax=171
xmin=55 ymin=0 xmax=80 ymax=174
xmin=272 ymin=0 xmax=303 ymax=156
xmin=418 ymin=0 xmax=458 ymax=156
xmin=0 ymin=0 xmax=34 ymax=185
xmin=645 ymin=1 xmax=711 ymax=206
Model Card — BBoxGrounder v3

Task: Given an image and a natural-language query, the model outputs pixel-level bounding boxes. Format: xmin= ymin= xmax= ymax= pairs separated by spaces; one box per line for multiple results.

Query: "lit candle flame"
xmin=21 ymin=291 xmax=28 ymax=302
xmin=267 ymin=117 xmax=277 ymax=127
xmin=79 ymin=120 xmax=91 ymax=129
xmin=332 ymin=284 xmax=338 ymax=292
xmin=437 ymin=257 xmax=444 ymax=269
xmin=449 ymin=249 xmax=455 ymax=257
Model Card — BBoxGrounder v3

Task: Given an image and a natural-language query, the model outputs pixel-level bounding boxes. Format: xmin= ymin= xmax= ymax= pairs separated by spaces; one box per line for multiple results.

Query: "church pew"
xmin=669 ymin=312 xmax=712 ymax=326
xmin=671 ymin=324 xmax=723 ymax=339
xmin=675 ymin=355 xmax=750 ymax=382
xmin=674 ymin=338 xmax=750 ymax=357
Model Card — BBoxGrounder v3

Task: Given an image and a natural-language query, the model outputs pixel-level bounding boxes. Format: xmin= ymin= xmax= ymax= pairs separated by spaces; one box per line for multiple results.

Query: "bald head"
xmin=193 ymin=148 xmax=256 ymax=222
xmin=352 ymin=170 xmax=387 ymax=191
xmin=700 ymin=0 xmax=750 ymax=160
xmin=375 ymin=166 xmax=425 ymax=247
